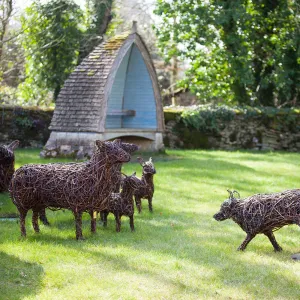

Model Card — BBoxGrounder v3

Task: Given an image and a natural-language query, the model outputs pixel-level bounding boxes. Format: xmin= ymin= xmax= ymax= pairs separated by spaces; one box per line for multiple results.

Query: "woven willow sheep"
xmin=111 ymin=142 xmax=139 ymax=193
xmin=10 ymin=139 xmax=131 ymax=240
xmin=98 ymin=141 xmax=138 ymax=225
xmin=101 ymin=172 xmax=142 ymax=232
xmin=0 ymin=141 xmax=19 ymax=192
xmin=134 ymin=157 xmax=156 ymax=213
xmin=37 ymin=141 xmax=138 ymax=228
xmin=214 ymin=189 xmax=300 ymax=251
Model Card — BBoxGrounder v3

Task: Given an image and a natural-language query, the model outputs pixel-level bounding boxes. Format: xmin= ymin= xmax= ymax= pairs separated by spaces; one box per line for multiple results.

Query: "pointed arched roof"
xmin=49 ymin=31 xmax=164 ymax=133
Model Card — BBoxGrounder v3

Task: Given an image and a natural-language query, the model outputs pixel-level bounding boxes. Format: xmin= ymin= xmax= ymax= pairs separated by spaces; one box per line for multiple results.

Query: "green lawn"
xmin=0 ymin=149 xmax=300 ymax=299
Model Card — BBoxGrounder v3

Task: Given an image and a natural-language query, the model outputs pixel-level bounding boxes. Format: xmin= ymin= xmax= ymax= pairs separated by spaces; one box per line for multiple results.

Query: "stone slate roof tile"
xmin=49 ymin=30 xmax=164 ymax=133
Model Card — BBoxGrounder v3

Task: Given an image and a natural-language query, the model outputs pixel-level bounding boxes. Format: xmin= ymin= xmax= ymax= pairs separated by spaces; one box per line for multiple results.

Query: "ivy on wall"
xmin=164 ymin=105 xmax=300 ymax=134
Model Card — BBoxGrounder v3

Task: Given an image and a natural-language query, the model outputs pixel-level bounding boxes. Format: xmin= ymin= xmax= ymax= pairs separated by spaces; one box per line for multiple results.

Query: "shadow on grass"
xmin=0 ymin=251 xmax=44 ymax=300
xmin=15 ymin=205 xmax=300 ymax=298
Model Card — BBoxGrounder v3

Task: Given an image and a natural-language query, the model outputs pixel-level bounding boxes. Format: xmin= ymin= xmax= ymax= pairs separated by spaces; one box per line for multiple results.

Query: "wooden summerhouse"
xmin=43 ymin=23 xmax=164 ymax=157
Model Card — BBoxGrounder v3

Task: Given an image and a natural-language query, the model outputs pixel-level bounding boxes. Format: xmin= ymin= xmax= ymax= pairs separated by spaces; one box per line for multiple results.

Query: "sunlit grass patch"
xmin=0 ymin=149 xmax=300 ymax=299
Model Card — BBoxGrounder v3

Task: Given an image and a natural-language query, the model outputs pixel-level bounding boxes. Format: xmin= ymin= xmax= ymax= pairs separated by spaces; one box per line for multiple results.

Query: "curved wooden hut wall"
xmin=105 ymin=44 xmax=157 ymax=130
xmin=43 ymin=30 xmax=164 ymax=157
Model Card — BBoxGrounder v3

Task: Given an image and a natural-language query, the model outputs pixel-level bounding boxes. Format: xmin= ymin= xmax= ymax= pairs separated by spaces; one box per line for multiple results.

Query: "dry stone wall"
xmin=1 ymin=105 xmax=300 ymax=152
xmin=164 ymin=107 xmax=300 ymax=151
xmin=0 ymin=106 xmax=52 ymax=147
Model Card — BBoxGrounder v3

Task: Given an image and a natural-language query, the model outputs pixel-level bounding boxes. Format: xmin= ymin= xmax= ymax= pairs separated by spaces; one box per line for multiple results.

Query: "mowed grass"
xmin=0 ymin=148 xmax=300 ymax=300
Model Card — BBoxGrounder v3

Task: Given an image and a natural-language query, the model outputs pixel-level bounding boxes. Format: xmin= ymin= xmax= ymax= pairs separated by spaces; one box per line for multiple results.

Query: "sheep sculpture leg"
xmin=39 ymin=208 xmax=50 ymax=226
xmin=115 ymin=213 xmax=121 ymax=232
xmin=32 ymin=210 xmax=40 ymax=233
xmin=102 ymin=211 xmax=109 ymax=227
xmin=148 ymin=197 xmax=153 ymax=213
xmin=264 ymin=231 xmax=282 ymax=251
xmin=129 ymin=215 xmax=134 ymax=232
xmin=237 ymin=233 xmax=256 ymax=251
xmin=19 ymin=209 xmax=28 ymax=237
xmin=100 ymin=211 xmax=108 ymax=226
xmin=89 ymin=211 xmax=97 ymax=233
xmin=135 ymin=197 xmax=142 ymax=213
xmin=74 ymin=211 xmax=84 ymax=240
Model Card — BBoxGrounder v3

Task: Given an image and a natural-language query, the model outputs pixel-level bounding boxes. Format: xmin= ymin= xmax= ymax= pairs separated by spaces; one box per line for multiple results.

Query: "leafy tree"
xmin=19 ymin=0 xmax=83 ymax=103
xmin=78 ymin=0 xmax=113 ymax=63
xmin=0 ymin=0 xmax=26 ymax=105
xmin=0 ymin=0 xmax=22 ymax=84
xmin=0 ymin=0 xmax=13 ymax=67
xmin=154 ymin=0 xmax=300 ymax=107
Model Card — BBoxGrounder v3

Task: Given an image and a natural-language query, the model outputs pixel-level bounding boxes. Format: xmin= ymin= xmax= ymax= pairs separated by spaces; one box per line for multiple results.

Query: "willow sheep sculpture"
xmin=134 ymin=157 xmax=156 ymax=213
xmin=214 ymin=189 xmax=300 ymax=251
xmin=36 ymin=141 xmax=138 ymax=228
xmin=101 ymin=172 xmax=142 ymax=232
xmin=10 ymin=140 xmax=131 ymax=240
xmin=0 ymin=141 xmax=19 ymax=192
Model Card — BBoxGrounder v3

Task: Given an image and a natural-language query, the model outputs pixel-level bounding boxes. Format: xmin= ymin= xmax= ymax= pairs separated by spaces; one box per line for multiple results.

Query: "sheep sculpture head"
xmin=134 ymin=157 xmax=156 ymax=213
xmin=122 ymin=172 xmax=141 ymax=190
xmin=0 ymin=140 xmax=19 ymax=165
xmin=213 ymin=190 xmax=240 ymax=221
xmin=120 ymin=142 xmax=139 ymax=155
xmin=94 ymin=139 xmax=131 ymax=164
xmin=137 ymin=157 xmax=156 ymax=175
xmin=0 ymin=140 xmax=19 ymax=192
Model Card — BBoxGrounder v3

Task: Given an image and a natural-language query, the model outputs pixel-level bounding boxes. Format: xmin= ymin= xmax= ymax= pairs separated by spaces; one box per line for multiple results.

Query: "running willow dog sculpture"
xmin=214 ymin=189 xmax=300 ymax=251
xmin=10 ymin=140 xmax=131 ymax=240
xmin=102 ymin=172 xmax=142 ymax=232
xmin=0 ymin=140 xmax=19 ymax=192
xmin=134 ymin=157 xmax=156 ymax=213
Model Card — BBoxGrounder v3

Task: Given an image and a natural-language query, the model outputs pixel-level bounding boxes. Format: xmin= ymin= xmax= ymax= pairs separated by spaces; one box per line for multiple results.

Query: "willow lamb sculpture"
xmin=10 ymin=140 xmax=131 ymax=240
xmin=98 ymin=141 xmax=138 ymax=227
xmin=112 ymin=142 xmax=139 ymax=193
xmin=134 ymin=157 xmax=156 ymax=213
xmin=0 ymin=141 xmax=19 ymax=193
xmin=214 ymin=189 xmax=300 ymax=251
xmin=102 ymin=172 xmax=142 ymax=232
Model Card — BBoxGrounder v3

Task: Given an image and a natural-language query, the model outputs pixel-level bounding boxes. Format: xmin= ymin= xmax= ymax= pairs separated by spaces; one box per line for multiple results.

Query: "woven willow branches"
xmin=38 ymin=141 xmax=139 ymax=228
xmin=214 ymin=189 xmax=300 ymax=251
xmin=99 ymin=141 xmax=138 ymax=226
xmin=10 ymin=139 xmax=131 ymax=240
xmin=102 ymin=172 xmax=143 ymax=232
xmin=0 ymin=141 xmax=19 ymax=192
xmin=134 ymin=157 xmax=156 ymax=213
xmin=111 ymin=142 xmax=139 ymax=193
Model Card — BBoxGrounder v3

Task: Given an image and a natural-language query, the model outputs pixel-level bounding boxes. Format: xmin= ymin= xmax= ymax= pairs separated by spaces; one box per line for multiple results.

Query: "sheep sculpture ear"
xmin=95 ymin=140 xmax=106 ymax=151
xmin=227 ymin=189 xmax=233 ymax=198
xmin=8 ymin=140 xmax=19 ymax=151
xmin=113 ymin=139 xmax=122 ymax=146
xmin=233 ymin=190 xmax=240 ymax=199
xmin=137 ymin=157 xmax=144 ymax=166
xmin=227 ymin=189 xmax=233 ymax=204
xmin=149 ymin=157 xmax=152 ymax=163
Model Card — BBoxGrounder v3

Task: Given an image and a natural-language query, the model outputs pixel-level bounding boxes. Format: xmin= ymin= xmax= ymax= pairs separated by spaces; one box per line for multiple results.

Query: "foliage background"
xmin=154 ymin=0 xmax=300 ymax=107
